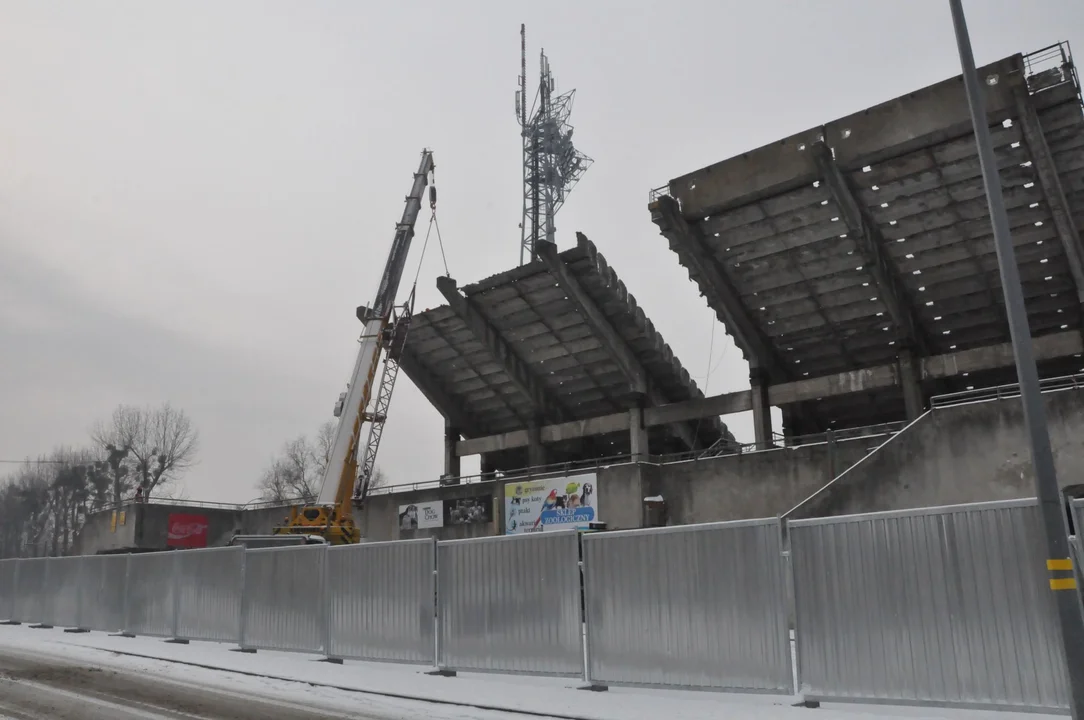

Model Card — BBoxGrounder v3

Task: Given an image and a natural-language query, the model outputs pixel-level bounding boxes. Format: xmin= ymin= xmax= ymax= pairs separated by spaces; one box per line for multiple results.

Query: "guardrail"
xmin=1 ymin=499 xmax=1074 ymax=712
xmin=929 ymin=372 xmax=1084 ymax=408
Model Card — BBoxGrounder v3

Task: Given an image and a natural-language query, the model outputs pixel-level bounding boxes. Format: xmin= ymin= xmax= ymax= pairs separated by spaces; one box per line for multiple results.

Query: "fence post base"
xmin=29 ymin=624 xmax=53 ymax=630
xmin=577 ymin=683 xmax=608 ymax=692
xmin=0 ymin=621 xmax=21 ymax=626
xmin=165 ymin=638 xmax=189 ymax=645
xmin=319 ymin=657 xmax=343 ymax=665
xmin=231 ymin=647 xmax=256 ymax=654
xmin=110 ymin=632 xmax=136 ymax=638
xmin=63 ymin=628 xmax=90 ymax=634
xmin=426 ymin=668 xmax=456 ymax=677
xmin=792 ymin=699 xmax=820 ymax=709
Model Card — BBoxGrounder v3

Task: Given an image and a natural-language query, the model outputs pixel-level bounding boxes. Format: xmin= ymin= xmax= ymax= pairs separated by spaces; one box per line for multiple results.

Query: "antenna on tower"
xmin=517 ymin=25 xmax=592 ymax=266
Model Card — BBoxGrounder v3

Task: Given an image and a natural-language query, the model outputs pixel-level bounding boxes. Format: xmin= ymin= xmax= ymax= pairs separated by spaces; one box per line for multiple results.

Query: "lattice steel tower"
xmin=516 ymin=25 xmax=593 ymax=265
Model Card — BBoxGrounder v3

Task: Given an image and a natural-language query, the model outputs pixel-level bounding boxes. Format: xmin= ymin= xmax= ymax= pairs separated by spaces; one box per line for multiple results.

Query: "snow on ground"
xmin=0 ymin=624 xmax=1064 ymax=720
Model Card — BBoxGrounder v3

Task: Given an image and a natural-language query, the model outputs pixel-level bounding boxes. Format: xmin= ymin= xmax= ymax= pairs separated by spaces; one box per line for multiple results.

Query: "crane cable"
xmin=409 ymin=186 xmax=451 ymax=296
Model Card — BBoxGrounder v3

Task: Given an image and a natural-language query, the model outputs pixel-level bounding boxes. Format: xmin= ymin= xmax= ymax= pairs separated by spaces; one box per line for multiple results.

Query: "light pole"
xmin=948 ymin=1 xmax=1084 ymax=714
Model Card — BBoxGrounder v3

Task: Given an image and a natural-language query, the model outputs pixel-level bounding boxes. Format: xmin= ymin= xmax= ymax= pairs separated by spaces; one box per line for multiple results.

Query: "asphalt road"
xmin=0 ymin=647 xmax=403 ymax=720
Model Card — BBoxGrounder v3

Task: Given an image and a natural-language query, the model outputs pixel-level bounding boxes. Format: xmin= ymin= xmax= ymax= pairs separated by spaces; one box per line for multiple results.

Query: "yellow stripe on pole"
xmin=1050 ymin=578 xmax=1078 ymax=591
xmin=1048 ymin=558 xmax=1074 ymax=571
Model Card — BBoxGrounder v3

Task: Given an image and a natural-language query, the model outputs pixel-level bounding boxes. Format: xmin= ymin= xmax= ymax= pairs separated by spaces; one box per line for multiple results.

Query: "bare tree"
xmin=130 ymin=403 xmax=199 ymax=496
xmin=369 ymin=466 xmax=388 ymax=491
xmin=90 ymin=405 xmax=140 ymax=507
xmin=313 ymin=420 xmax=336 ymax=479
xmin=257 ymin=436 xmax=319 ymax=503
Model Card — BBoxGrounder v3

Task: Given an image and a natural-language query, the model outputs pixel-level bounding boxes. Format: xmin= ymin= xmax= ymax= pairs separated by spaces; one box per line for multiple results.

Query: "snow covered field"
xmin=0 ymin=624 xmax=1064 ymax=720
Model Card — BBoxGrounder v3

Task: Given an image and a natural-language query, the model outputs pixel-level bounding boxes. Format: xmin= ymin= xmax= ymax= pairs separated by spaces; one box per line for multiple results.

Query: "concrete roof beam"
xmin=536 ymin=237 xmax=700 ymax=451
xmin=436 ymin=275 xmax=567 ymax=423
xmin=1014 ymin=87 xmax=1084 ymax=313
xmin=650 ymin=195 xmax=788 ymax=379
xmin=812 ymin=141 xmax=930 ymax=357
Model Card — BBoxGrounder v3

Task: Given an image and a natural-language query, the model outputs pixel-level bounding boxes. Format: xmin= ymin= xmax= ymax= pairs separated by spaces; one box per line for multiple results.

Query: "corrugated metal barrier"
xmin=241 ymin=544 xmax=326 ymax=653
xmin=582 ymin=519 xmax=792 ymax=692
xmin=789 ymin=499 xmax=1069 ymax=712
xmin=175 ymin=546 xmax=243 ymax=643
xmin=12 ymin=558 xmax=47 ymax=625
xmin=0 ymin=496 xmax=1078 ymax=714
xmin=125 ymin=551 xmax=177 ymax=637
xmin=0 ymin=559 xmax=17 ymax=622
xmin=437 ymin=532 xmax=584 ymax=677
xmin=44 ymin=556 xmax=85 ymax=629
xmin=1071 ymin=498 xmax=1084 ymax=584
xmin=80 ymin=554 xmax=128 ymax=633
xmin=326 ymin=538 xmax=436 ymax=664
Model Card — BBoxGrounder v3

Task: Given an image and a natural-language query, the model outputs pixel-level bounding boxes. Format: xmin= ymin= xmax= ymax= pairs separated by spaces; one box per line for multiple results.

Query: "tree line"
xmin=0 ymin=407 xmax=388 ymax=559
xmin=0 ymin=403 xmax=198 ymax=559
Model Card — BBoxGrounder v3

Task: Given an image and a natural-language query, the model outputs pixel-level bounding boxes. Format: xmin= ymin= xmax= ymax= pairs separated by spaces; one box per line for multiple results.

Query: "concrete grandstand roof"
xmin=396 ymin=233 xmax=733 ymax=460
xmin=651 ymin=45 xmax=1084 ymax=427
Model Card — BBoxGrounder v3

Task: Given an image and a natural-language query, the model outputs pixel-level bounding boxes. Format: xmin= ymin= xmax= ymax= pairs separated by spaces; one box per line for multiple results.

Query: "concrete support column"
xmin=443 ymin=420 xmax=461 ymax=480
xmin=750 ymin=367 xmax=773 ymax=450
xmin=479 ymin=453 xmax=496 ymax=480
xmin=898 ymin=349 xmax=924 ymax=421
xmin=527 ymin=419 xmax=547 ymax=468
xmin=629 ymin=406 xmax=649 ymax=462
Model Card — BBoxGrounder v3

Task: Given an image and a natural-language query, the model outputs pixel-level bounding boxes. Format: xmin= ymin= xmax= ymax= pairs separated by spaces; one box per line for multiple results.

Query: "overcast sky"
xmin=1 ymin=0 xmax=1081 ymax=503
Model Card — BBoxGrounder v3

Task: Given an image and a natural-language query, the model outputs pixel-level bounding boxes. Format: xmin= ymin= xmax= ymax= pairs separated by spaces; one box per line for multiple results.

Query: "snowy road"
xmin=0 ymin=625 xmax=1064 ymax=720
xmin=0 ymin=646 xmax=392 ymax=720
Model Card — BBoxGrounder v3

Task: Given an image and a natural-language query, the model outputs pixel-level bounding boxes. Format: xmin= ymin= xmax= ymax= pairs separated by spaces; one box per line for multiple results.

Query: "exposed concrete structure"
xmin=73 ymin=501 xmax=295 ymax=555
xmin=397 ymin=233 xmax=735 ymax=473
xmin=454 ymin=329 xmax=1084 ymax=455
xmin=787 ymin=381 xmax=1084 ymax=520
xmin=651 ymin=45 xmax=1084 ymax=438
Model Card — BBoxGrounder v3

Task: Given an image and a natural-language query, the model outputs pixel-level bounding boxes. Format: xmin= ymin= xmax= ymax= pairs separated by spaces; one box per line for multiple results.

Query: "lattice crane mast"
xmin=275 ymin=150 xmax=435 ymax=544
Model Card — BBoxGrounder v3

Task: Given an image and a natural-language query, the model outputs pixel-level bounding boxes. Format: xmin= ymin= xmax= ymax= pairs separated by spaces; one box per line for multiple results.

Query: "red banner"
xmin=167 ymin=513 xmax=208 ymax=548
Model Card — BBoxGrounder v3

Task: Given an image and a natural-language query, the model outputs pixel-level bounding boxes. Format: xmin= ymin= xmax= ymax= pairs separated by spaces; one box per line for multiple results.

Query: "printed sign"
xmin=504 ymin=474 xmax=598 ymax=535
xmin=398 ymin=500 xmax=444 ymax=530
xmin=167 ymin=513 xmax=208 ymax=548
xmin=444 ymin=495 xmax=493 ymax=526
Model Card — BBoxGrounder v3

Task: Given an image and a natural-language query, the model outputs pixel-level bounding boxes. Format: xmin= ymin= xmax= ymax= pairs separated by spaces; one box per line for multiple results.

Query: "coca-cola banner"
xmin=167 ymin=513 xmax=209 ymax=548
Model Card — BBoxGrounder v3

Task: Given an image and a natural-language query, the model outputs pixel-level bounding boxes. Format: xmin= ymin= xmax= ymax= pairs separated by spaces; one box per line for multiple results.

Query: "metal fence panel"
xmin=80 ymin=554 xmax=128 ymax=633
xmin=790 ymin=499 xmax=1069 ymax=712
xmin=327 ymin=539 xmax=436 ymax=663
xmin=1072 ymin=498 xmax=1084 ymax=584
xmin=12 ymin=558 xmax=48 ymax=625
xmin=242 ymin=545 xmax=326 ymax=653
xmin=0 ymin=559 xmax=16 ymax=621
xmin=437 ymin=532 xmax=583 ymax=676
xmin=125 ymin=551 xmax=176 ymax=637
xmin=175 ymin=546 xmax=243 ymax=643
xmin=43 ymin=556 xmax=84 ymax=628
xmin=583 ymin=519 xmax=792 ymax=692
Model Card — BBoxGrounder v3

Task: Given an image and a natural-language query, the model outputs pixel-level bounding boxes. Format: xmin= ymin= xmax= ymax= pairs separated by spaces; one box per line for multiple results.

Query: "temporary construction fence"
xmin=582 ymin=519 xmax=791 ymax=692
xmin=790 ymin=499 xmax=1070 ymax=713
xmin=437 ymin=531 xmax=584 ymax=677
xmin=0 ymin=499 xmax=1079 ymax=714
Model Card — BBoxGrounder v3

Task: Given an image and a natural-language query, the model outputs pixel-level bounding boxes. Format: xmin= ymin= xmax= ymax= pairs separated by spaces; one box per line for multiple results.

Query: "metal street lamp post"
xmin=948 ymin=1 xmax=1084 ymax=714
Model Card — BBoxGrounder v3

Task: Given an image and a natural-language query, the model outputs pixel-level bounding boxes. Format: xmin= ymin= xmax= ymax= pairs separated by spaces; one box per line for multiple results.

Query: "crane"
xmin=271 ymin=149 xmax=435 ymax=545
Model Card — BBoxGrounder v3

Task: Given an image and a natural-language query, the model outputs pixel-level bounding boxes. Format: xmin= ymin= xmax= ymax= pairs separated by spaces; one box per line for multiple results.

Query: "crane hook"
xmin=429 ymin=185 xmax=437 ymax=210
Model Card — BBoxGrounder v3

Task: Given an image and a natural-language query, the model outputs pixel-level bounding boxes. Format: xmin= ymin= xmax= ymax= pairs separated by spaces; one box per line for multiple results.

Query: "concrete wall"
xmin=361 ymin=483 xmax=503 ymax=542
xmin=791 ymin=387 xmax=1084 ymax=519
xmin=72 ymin=506 xmax=137 ymax=555
xmin=74 ymin=501 xmax=298 ymax=555
xmin=356 ymin=438 xmax=874 ymax=541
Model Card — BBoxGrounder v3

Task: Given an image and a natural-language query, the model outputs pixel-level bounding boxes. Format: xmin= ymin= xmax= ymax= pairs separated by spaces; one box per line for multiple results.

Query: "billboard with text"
xmin=504 ymin=474 xmax=597 ymax=535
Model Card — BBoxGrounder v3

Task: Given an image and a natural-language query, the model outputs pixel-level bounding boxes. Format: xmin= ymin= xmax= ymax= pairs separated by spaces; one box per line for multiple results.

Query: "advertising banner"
xmin=444 ymin=495 xmax=493 ymax=526
xmin=167 ymin=513 xmax=208 ymax=548
xmin=504 ymin=474 xmax=598 ymax=535
xmin=398 ymin=500 xmax=444 ymax=530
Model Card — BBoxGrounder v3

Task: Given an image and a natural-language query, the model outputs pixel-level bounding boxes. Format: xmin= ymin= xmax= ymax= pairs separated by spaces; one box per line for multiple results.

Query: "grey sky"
xmin=1 ymin=1 xmax=1081 ymax=503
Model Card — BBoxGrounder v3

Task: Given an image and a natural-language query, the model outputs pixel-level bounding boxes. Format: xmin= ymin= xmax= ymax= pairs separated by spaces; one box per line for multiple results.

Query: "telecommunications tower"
xmin=516 ymin=24 xmax=593 ymax=265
